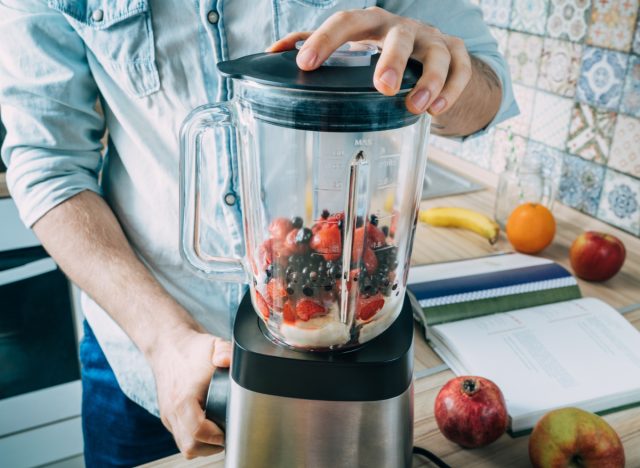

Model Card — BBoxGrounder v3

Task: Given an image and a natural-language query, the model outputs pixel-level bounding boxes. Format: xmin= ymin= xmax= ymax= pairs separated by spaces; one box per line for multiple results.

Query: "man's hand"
xmin=149 ymin=328 xmax=231 ymax=459
xmin=267 ymin=6 xmax=502 ymax=137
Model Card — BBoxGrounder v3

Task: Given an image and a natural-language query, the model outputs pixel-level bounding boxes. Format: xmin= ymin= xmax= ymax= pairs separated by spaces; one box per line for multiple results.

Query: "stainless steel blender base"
xmin=223 ymin=378 xmax=414 ymax=468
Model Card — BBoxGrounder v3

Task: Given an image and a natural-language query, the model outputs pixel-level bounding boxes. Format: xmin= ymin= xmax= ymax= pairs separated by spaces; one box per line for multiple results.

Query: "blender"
xmin=180 ymin=42 xmax=430 ymax=467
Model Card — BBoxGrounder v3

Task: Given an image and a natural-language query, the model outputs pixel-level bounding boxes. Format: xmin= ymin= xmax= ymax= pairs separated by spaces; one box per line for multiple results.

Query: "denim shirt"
xmin=0 ymin=0 xmax=517 ymax=416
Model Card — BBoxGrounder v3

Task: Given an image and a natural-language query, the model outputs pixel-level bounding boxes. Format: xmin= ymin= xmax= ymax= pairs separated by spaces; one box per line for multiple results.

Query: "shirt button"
xmin=224 ymin=192 xmax=237 ymax=206
xmin=207 ymin=10 xmax=219 ymax=24
xmin=91 ymin=9 xmax=104 ymax=22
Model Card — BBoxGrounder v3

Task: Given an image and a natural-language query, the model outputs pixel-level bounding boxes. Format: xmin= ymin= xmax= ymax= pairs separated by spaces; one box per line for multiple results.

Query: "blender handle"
xmin=179 ymin=103 xmax=248 ymax=282
xmin=205 ymin=367 xmax=230 ymax=432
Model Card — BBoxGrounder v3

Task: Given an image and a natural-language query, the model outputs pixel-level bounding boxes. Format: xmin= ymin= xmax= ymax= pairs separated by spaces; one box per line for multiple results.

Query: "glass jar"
xmin=494 ymin=147 xmax=555 ymax=229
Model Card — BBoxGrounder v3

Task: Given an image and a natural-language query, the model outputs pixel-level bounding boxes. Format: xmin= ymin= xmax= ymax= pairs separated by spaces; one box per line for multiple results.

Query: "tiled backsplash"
xmin=432 ymin=0 xmax=640 ymax=237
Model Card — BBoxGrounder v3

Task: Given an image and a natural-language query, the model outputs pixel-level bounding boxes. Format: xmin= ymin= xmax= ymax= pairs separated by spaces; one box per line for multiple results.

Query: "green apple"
xmin=529 ymin=408 xmax=625 ymax=468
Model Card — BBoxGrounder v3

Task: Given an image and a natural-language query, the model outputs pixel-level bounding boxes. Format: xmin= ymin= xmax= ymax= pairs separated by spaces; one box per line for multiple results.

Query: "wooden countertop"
xmin=146 ymin=149 xmax=640 ymax=468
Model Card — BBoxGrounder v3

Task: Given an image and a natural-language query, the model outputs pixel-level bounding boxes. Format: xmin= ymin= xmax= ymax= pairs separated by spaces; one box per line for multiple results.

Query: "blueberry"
xmin=321 ymin=209 xmax=330 ymax=219
xmin=370 ymin=214 xmax=379 ymax=226
xmin=381 ymin=226 xmax=389 ymax=237
xmin=291 ymin=272 xmax=301 ymax=283
xmin=324 ymin=283 xmax=333 ymax=291
xmin=286 ymin=284 xmax=295 ymax=295
xmin=302 ymin=285 xmax=314 ymax=297
xmin=291 ymin=216 xmax=303 ymax=229
xmin=295 ymin=227 xmax=312 ymax=244
xmin=392 ymin=283 xmax=398 ymax=291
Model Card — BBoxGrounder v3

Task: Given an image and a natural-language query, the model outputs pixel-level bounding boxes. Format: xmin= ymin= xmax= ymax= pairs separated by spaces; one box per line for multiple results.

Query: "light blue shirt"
xmin=0 ymin=0 xmax=517 ymax=415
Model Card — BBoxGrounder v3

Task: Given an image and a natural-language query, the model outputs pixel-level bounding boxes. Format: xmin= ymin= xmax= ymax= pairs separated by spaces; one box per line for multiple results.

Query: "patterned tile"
xmin=576 ymin=47 xmax=628 ymax=111
xmin=506 ymin=31 xmax=544 ymax=87
xmin=492 ymin=128 xmax=527 ymax=173
xmin=537 ymin=38 xmax=582 ymax=97
xmin=597 ymin=169 xmax=640 ymax=235
xmin=620 ymin=55 xmax=640 ymax=118
xmin=481 ymin=0 xmax=513 ymax=27
xmin=526 ymin=140 xmax=564 ymax=200
xmin=489 ymin=26 xmax=509 ymax=56
xmin=461 ymin=131 xmax=494 ymax=170
xmin=498 ymin=84 xmax=535 ymax=137
xmin=558 ymin=154 xmax=606 ymax=215
xmin=586 ymin=0 xmax=639 ymax=52
xmin=545 ymin=0 xmax=591 ymax=42
xmin=566 ymin=102 xmax=616 ymax=164
xmin=510 ymin=0 xmax=550 ymax=35
xmin=530 ymin=91 xmax=573 ymax=149
xmin=609 ymin=114 xmax=640 ymax=178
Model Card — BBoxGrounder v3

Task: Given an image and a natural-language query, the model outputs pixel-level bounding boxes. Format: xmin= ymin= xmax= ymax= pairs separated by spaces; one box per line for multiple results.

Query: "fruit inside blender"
xmin=252 ymin=210 xmax=403 ymax=350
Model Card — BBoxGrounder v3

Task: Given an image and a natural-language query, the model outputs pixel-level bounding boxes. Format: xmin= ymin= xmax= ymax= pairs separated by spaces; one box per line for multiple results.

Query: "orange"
xmin=506 ymin=203 xmax=556 ymax=254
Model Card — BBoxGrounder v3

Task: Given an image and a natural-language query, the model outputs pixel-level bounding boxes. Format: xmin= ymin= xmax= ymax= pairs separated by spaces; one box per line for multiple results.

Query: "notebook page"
xmin=430 ymin=298 xmax=640 ymax=430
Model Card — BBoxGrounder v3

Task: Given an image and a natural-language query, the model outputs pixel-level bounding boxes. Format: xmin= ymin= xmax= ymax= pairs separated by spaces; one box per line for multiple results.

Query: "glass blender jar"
xmin=181 ymin=43 xmax=430 ymax=350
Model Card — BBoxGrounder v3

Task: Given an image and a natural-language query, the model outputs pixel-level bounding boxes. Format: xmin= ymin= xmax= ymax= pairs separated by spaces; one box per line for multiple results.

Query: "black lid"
xmin=218 ymin=48 xmax=422 ymax=92
xmin=230 ymin=292 xmax=414 ymax=402
xmin=217 ymin=49 xmax=423 ymax=132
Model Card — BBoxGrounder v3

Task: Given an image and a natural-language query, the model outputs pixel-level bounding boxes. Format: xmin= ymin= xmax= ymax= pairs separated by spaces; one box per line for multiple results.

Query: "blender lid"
xmin=218 ymin=44 xmax=423 ymax=92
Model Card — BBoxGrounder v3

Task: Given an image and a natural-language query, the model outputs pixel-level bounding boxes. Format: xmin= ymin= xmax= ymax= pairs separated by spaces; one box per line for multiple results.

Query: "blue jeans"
xmin=80 ymin=321 xmax=179 ymax=467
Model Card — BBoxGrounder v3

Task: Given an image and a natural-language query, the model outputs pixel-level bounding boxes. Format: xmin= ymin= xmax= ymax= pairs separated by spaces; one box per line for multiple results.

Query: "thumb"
xmin=212 ymin=338 xmax=232 ymax=368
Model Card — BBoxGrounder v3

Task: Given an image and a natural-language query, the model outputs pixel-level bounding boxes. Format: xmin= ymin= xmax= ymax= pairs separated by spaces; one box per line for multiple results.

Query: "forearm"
xmin=32 ymin=190 xmax=203 ymax=359
xmin=431 ymin=56 xmax=502 ymax=137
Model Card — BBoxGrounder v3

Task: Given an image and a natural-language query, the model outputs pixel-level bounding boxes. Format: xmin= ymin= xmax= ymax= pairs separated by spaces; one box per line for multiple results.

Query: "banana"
xmin=419 ymin=207 xmax=500 ymax=244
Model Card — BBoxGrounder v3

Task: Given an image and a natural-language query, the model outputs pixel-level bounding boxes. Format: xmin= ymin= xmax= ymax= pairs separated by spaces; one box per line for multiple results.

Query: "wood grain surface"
xmin=145 ymin=148 xmax=640 ymax=468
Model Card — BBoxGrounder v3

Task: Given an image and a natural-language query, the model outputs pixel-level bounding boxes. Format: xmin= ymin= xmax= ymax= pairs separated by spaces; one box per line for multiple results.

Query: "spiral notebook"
xmin=408 ymin=253 xmax=640 ymax=435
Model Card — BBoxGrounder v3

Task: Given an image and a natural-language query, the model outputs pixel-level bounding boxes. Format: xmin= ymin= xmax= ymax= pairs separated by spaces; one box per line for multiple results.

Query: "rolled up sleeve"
xmin=0 ymin=1 xmax=104 ymax=227
xmin=379 ymin=0 xmax=520 ymax=134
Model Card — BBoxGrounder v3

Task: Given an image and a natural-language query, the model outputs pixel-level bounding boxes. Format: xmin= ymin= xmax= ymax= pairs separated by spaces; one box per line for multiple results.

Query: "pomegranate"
xmin=434 ymin=376 xmax=508 ymax=448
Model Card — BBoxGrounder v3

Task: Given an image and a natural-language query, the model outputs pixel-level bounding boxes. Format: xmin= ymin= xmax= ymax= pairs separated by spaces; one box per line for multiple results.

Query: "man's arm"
xmin=33 ymin=191 xmax=228 ymax=457
xmin=0 ymin=3 xmax=225 ymax=458
xmin=431 ymin=55 xmax=502 ymax=137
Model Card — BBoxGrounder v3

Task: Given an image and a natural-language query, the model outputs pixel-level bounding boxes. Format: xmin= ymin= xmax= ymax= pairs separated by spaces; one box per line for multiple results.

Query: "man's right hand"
xmin=149 ymin=327 xmax=231 ymax=459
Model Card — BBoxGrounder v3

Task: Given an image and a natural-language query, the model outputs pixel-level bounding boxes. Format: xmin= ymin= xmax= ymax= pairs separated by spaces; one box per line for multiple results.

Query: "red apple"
xmin=529 ymin=407 xmax=625 ymax=468
xmin=434 ymin=376 xmax=508 ymax=448
xmin=569 ymin=231 xmax=626 ymax=282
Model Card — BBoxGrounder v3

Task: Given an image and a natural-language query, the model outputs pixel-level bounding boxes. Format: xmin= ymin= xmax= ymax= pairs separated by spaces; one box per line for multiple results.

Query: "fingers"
xmin=172 ymin=397 xmax=225 ymax=459
xmin=296 ymin=8 xmax=390 ymax=70
xmin=427 ymin=36 xmax=472 ymax=115
xmin=212 ymin=338 xmax=232 ymax=367
xmin=266 ymin=31 xmax=312 ymax=52
xmin=406 ymin=36 xmax=451 ymax=114
xmin=373 ymin=21 xmax=417 ymax=95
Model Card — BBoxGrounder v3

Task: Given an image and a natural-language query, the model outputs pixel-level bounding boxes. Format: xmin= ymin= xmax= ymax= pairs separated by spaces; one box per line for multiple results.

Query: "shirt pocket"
xmin=274 ymin=0 xmax=376 ymax=40
xmin=48 ymin=0 xmax=159 ymax=98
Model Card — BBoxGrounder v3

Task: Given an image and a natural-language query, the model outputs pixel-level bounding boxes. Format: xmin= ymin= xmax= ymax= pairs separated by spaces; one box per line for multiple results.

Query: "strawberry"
xmin=258 ymin=239 xmax=274 ymax=267
xmin=285 ymin=229 xmax=308 ymax=255
xmin=363 ymin=246 xmax=378 ymax=273
xmin=283 ymin=300 xmax=296 ymax=324
xmin=255 ymin=291 xmax=270 ymax=319
xmin=352 ymin=227 xmax=366 ymax=262
xmin=367 ymin=222 xmax=387 ymax=249
xmin=310 ymin=224 xmax=342 ymax=261
xmin=296 ymin=299 xmax=327 ymax=321
xmin=357 ymin=293 xmax=385 ymax=321
xmin=266 ymin=280 xmax=287 ymax=310
xmin=269 ymin=217 xmax=294 ymax=241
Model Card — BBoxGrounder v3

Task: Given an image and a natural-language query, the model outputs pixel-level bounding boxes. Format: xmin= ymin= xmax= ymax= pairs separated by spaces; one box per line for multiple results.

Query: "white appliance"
xmin=0 ymin=198 xmax=84 ymax=468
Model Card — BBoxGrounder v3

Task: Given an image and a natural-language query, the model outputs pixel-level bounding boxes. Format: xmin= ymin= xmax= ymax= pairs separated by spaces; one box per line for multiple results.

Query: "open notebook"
xmin=408 ymin=253 xmax=640 ymax=435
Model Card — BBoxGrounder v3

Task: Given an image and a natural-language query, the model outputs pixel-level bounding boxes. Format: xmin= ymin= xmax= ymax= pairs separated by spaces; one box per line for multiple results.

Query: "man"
xmin=0 ymin=1 xmax=517 ymax=466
